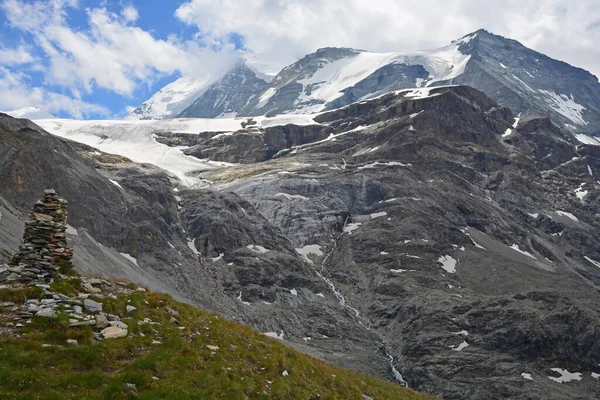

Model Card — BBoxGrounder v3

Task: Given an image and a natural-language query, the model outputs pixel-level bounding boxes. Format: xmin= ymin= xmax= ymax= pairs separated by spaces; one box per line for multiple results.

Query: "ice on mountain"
xmin=584 ymin=256 xmax=600 ymax=269
xmin=575 ymin=134 xmax=600 ymax=145
xmin=521 ymin=373 xmax=534 ymax=381
xmin=574 ymin=183 xmax=588 ymax=201
xmin=555 ymin=210 xmax=578 ymax=222
xmin=109 ymin=179 xmax=123 ymax=190
xmin=539 ymin=90 xmax=587 ymax=126
xmin=370 ymin=211 xmax=387 ymax=219
xmin=509 ymin=244 xmax=536 ymax=259
xmin=119 ymin=252 xmax=138 ymax=266
xmin=343 ymin=222 xmax=362 ymax=234
xmin=450 ymin=341 xmax=469 ymax=351
xmin=547 ymin=368 xmax=582 ymax=383
xmin=263 ymin=331 xmax=284 ymax=340
xmin=187 ymin=239 xmax=200 ymax=255
xmin=438 ymin=255 xmax=457 ymax=273
xmin=247 ymin=245 xmax=270 ymax=254
xmin=296 ymin=244 xmax=323 ymax=264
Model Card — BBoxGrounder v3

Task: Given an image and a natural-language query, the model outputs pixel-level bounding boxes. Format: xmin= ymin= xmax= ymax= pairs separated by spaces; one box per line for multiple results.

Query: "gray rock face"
xmin=2 ymin=85 xmax=600 ymax=400
xmin=195 ymin=86 xmax=600 ymax=399
xmin=178 ymin=61 xmax=268 ymax=118
xmin=450 ymin=29 xmax=600 ymax=137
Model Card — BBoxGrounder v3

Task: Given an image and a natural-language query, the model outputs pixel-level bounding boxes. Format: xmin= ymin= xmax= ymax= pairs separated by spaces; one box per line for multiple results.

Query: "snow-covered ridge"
xmin=283 ymin=40 xmax=472 ymax=114
xmin=127 ymin=76 xmax=218 ymax=120
xmin=4 ymin=107 xmax=56 ymax=120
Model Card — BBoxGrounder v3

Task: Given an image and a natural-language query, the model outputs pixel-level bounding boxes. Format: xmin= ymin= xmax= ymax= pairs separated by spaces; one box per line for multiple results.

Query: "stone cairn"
xmin=5 ymin=189 xmax=73 ymax=283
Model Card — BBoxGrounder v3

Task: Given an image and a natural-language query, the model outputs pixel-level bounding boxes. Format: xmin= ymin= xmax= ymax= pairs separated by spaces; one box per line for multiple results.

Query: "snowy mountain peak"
xmin=130 ymin=31 xmax=600 ymax=137
xmin=4 ymin=107 xmax=56 ymax=120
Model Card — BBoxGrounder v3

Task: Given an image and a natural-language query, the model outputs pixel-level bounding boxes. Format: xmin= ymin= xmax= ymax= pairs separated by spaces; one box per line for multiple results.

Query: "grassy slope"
xmin=0 ymin=279 xmax=437 ymax=400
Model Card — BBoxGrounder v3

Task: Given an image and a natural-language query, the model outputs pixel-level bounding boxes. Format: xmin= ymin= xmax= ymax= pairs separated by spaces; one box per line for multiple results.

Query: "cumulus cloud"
xmin=0 ymin=45 xmax=36 ymax=66
xmin=175 ymin=0 xmax=600 ymax=78
xmin=0 ymin=67 xmax=109 ymax=118
xmin=0 ymin=0 xmax=239 ymax=117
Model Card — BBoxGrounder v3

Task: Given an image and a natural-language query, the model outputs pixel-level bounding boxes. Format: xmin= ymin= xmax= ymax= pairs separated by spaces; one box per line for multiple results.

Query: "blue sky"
xmin=0 ymin=0 xmax=598 ymax=119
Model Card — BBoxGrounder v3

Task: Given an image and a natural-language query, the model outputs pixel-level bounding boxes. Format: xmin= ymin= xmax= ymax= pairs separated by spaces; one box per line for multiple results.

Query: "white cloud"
xmin=0 ymin=45 xmax=36 ymax=66
xmin=0 ymin=0 xmax=239 ymax=117
xmin=121 ymin=5 xmax=139 ymax=23
xmin=175 ymin=0 xmax=600 ymax=79
xmin=0 ymin=67 xmax=108 ymax=118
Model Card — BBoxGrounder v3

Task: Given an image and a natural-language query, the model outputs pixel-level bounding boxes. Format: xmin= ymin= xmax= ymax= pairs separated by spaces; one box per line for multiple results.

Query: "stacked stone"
xmin=7 ymin=189 xmax=73 ymax=283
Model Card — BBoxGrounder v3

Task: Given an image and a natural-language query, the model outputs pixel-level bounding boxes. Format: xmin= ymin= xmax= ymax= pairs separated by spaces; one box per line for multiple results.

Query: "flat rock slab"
xmin=101 ymin=326 xmax=127 ymax=339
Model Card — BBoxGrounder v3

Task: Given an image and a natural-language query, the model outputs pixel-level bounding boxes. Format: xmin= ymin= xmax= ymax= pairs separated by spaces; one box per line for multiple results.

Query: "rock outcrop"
xmin=7 ymin=189 xmax=72 ymax=283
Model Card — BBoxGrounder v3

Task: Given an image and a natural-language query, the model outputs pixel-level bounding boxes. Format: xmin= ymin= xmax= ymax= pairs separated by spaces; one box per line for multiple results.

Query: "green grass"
xmin=0 ymin=281 xmax=436 ymax=400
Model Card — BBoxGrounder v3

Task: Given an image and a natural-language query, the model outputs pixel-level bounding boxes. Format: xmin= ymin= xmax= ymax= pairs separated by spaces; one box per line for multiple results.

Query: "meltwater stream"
xmin=305 ymin=218 xmax=408 ymax=387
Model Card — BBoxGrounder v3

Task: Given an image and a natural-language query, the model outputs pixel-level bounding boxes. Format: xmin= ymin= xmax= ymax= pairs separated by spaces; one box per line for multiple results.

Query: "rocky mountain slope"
xmin=133 ymin=30 xmax=600 ymax=141
xmin=0 ymin=275 xmax=430 ymax=399
xmin=5 ymin=84 xmax=600 ymax=399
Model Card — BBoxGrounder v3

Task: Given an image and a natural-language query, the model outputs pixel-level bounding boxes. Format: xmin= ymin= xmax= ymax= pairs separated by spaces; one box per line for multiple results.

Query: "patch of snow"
xmin=512 ymin=75 xmax=536 ymax=92
xmin=499 ymin=62 xmax=507 ymax=69
xmin=450 ymin=341 xmax=469 ymax=351
xmin=296 ymin=244 xmax=323 ymax=264
xmin=263 ymin=331 xmax=284 ymax=340
xmin=274 ymin=192 xmax=309 ymax=201
xmin=513 ymin=116 xmax=521 ymax=129
xmin=290 ymin=288 xmax=298 ymax=296
xmin=465 ymin=231 xmax=486 ymax=249
xmin=528 ymin=213 xmax=539 ymax=219
xmin=390 ymin=269 xmax=407 ymax=273
xmin=592 ymin=372 xmax=600 ymax=379
xmin=343 ymin=222 xmax=362 ymax=234
xmin=502 ymin=128 xmax=513 ymax=137
xmin=409 ymin=110 xmax=424 ymax=118
xmin=247 ymin=245 xmax=270 ymax=254
xmin=454 ymin=330 xmax=469 ymax=336
xmin=583 ymin=256 xmax=600 ymax=269
xmin=370 ymin=211 xmax=387 ymax=219
xmin=358 ymin=161 xmax=411 ymax=170
xmin=547 ymin=368 xmax=582 ymax=383
xmin=211 ymin=253 xmax=224 ymax=262
xmin=316 ymin=293 xmax=325 ymax=298
xmin=555 ymin=210 xmax=578 ymax=222
xmin=4 ymin=106 xmax=56 ymax=120
xmin=256 ymin=87 xmax=277 ymax=108
xmin=574 ymin=183 xmax=588 ymax=201
xmin=438 ymin=255 xmax=457 ymax=273
xmin=509 ymin=244 xmax=536 ymax=259
xmin=380 ymin=251 xmax=389 ymax=255
xmin=237 ymin=291 xmax=250 ymax=306
xmin=119 ymin=252 xmax=138 ymax=266
xmin=588 ymin=165 xmax=594 ymax=176
xmin=538 ymin=90 xmax=587 ymax=126
xmin=522 ymin=373 xmax=534 ymax=381
xmin=575 ymin=134 xmax=600 ymax=146
xmin=108 ymin=179 xmax=123 ymax=190
xmin=187 ymin=239 xmax=200 ymax=255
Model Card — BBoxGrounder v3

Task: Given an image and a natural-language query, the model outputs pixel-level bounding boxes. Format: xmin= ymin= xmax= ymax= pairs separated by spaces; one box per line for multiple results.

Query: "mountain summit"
xmin=130 ymin=30 xmax=600 ymax=139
